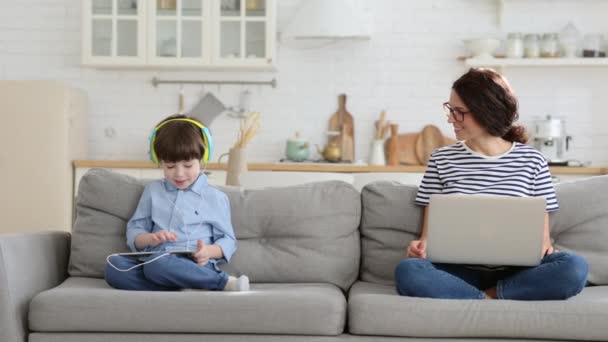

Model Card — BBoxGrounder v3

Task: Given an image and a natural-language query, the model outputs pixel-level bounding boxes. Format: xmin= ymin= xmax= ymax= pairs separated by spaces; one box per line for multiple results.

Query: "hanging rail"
xmin=151 ymin=77 xmax=277 ymax=88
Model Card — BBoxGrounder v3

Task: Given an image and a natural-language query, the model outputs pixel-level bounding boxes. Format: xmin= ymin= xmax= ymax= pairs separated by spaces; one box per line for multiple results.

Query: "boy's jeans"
xmin=105 ymin=253 xmax=229 ymax=291
xmin=394 ymin=252 xmax=588 ymax=300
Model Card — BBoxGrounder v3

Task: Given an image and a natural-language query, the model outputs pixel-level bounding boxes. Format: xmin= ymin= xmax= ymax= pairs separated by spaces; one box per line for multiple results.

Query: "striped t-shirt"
xmin=415 ymin=141 xmax=559 ymax=212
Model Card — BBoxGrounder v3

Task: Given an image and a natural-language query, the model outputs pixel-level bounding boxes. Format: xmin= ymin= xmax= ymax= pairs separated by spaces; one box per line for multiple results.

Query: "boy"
xmin=105 ymin=114 xmax=249 ymax=291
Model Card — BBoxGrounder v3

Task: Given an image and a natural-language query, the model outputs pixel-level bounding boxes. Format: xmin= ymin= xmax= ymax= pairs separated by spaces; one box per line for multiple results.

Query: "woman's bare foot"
xmin=484 ymin=287 xmax=497 ymax=299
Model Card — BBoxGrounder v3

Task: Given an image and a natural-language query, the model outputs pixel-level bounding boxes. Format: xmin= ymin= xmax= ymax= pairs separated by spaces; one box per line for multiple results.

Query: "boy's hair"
xmin=153 ymin=114 xmax=206 ymax=163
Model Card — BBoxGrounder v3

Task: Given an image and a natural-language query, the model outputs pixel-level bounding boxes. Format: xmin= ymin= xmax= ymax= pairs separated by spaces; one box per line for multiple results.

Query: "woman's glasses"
xmin=443 ymin=102 xmax=470 ymax=122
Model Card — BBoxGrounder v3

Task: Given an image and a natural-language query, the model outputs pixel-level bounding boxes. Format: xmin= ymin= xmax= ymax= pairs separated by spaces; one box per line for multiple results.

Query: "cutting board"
xmin=393 ymin=133 xmax=421 ymax=165
xmin=415 ymin=125 xmax=445 ymax=165
xmin=328 ymin=94 xmax=355 ymax=162
xmin=386 ymin=123 xmax=400 ymax=166
xmin=189 ymin=92 xmax=226 ymax=126
xmin=388 ymin=125 xmax=456 ymax=165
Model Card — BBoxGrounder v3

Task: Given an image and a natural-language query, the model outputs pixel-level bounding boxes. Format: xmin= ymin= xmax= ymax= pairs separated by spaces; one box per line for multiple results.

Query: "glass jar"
xmin=505 ymin=33 xmax=524 ymax=58
xmin=541 ymin=33 xmax=560 ymax=57
xmin=524 ymin=34 xmax=540 ymax=58
xmin=583 ymin=34 xmax=601 ymax=57
xmin=560 ymin=21 xmax=581 ymax=58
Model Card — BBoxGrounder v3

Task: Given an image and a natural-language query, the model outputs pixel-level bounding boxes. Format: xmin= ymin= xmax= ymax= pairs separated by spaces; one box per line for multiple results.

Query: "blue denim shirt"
xmin=126 ymin=174 xmax=236 ymax=264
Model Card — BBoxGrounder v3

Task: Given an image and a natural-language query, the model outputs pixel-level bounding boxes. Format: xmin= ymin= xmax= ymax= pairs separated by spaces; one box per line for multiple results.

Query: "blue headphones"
xmin=149 ymin=118 xmax=214 ymax=164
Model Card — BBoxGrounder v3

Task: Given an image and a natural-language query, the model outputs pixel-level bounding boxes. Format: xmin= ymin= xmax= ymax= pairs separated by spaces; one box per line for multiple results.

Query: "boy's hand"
xmin=193 ymin=240 xmax=210 ymax=266
xmin=148 ymin=231 xmax=177 ymax=246
xmin=406 ymin=239 xmax=427 ymax=259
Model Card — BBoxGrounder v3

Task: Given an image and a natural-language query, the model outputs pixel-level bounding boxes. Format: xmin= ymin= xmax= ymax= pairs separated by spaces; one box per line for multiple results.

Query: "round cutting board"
xmin=415 ymin=125 xmax=445 ymax=165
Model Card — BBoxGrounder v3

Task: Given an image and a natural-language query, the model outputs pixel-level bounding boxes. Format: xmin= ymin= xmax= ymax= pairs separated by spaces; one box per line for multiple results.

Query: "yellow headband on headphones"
xmin=149 ymin=118 xmax=214 ymax=164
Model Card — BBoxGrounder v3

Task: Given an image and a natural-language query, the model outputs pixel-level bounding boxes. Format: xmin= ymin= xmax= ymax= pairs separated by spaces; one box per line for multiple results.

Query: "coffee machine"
xmin=532 ymin=115 xmax=572 ymax=166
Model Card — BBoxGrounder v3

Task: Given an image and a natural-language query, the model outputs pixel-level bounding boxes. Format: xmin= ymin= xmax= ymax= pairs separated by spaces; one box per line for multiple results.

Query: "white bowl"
xmin=464 ymin=38 xmax=500 ymax=58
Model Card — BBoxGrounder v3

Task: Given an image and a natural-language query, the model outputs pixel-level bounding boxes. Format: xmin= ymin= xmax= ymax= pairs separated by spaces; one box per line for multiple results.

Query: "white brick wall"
xmin=2 ymin=0 xmax=608 ymax=164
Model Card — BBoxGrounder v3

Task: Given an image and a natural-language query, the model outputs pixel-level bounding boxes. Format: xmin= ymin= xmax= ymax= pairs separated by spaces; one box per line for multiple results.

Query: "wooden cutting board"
xmin=388 ymin=132 xmax=421 ymax=165
xmin=328 ymin=94 xmax=354 ymax=162
xmin=388 ymin=126 xmax=456 ymax=166
xmin=415 ymin=125 xmax=448 ymax=165
xmin=386 ymin=123 xmax=400 ymax=166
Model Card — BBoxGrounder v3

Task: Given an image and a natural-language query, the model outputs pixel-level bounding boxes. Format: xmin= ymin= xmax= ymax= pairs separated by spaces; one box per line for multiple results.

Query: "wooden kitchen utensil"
xmin=178 ymin=85 xmax=185 ymax=114
xmin=386 ymin=123 xmax=400 ymax=166
xmin=328 ymin=94 xmax=354 ymax=162
xmin=341 ymin=122 xmax=354 ymax=162
xmin=391 ymin=132 xmax=421 ymax=165
xmin=374 ymin=110 xmax=388 ymax=140
xmin=415 ymin=125 xmax=445 ymax=165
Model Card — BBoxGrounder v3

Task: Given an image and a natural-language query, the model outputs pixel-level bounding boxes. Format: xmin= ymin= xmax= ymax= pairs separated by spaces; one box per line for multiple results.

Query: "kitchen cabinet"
xmin=82 ymin=0 xmax=147 ymax=66
xmin=82 ymin=0 xmax=276 ymax=69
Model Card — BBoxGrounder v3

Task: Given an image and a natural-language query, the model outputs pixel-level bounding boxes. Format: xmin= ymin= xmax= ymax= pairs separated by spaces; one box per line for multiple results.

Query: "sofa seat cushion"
xmin=30 ymin=277 xmax=346 ymax=336
xmin=348 ymin=281 xmax=608 ymax=341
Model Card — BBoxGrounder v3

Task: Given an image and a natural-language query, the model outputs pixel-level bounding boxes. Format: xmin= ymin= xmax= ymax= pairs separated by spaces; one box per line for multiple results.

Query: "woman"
xmin=394 ymin=68 xmax=588 ymax=300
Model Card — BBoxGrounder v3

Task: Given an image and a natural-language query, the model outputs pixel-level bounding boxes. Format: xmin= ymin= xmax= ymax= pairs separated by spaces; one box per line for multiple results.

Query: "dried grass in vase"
xmin=234 ymin=111 xmax=261 ymax=149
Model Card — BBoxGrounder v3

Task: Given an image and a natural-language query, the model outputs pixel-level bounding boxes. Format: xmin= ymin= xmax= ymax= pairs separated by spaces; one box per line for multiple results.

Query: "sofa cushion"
xmin=550 ymin=175 xmax=608 ymax=285
xmin=359 ymin=182 xmax=422 ymax=285
xmin=348 ymin=281 xmax=608 ymax=340
xmin=219 ymin=181 xmax=360 ymax=291
xmin=30 ymin=277 xmax=346 ymax=336
xmin=69 ymin=169 xmax=147 ymax=278
xmin=360 ymin=177 xmax=608 ymax=285
xmin=69 ymin=168 xmax=361 ymax=291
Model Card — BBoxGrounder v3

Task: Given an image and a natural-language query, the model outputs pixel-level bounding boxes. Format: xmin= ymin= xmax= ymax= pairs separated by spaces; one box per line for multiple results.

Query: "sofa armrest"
xmin=0 ymin=231 xmax=70 ymax=342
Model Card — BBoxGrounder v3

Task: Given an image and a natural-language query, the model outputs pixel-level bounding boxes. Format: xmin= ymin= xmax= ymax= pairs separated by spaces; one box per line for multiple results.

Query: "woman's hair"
xmin=153 ymin=114 xmax=206 ymax=163
xmin=452 ymin=68 xmax=528 ymax=143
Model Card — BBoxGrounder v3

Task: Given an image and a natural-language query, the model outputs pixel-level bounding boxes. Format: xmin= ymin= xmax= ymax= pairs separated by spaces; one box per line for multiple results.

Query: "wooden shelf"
xmin=461 ymin=57 xmax=608 ymax=68
xmin=72 ymin=160 xmax=607 ymax=175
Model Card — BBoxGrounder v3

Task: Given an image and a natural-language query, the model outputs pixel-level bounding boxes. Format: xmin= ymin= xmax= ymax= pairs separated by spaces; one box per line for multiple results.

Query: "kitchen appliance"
xmin=533 ymin=115 xmax=572 ymax=166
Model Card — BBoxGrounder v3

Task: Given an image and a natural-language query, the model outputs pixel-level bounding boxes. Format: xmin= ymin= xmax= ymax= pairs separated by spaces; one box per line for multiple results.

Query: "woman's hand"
xmin=542 ymin=237 xmax=555 ymax=256
xmin=406 ymin=239 xmax=427 ymax=259
xmin=193 ymin=240 xmax=210 ymax=265
xmin=542 ymin=213 xmax=554 ymax=256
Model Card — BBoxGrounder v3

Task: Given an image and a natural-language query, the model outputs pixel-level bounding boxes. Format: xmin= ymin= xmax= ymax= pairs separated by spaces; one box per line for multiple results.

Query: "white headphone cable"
xmin=106 ymin=252 xmax=172 ymax=272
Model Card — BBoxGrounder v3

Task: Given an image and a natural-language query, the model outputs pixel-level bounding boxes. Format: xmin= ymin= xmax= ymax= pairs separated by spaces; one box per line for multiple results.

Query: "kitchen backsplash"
xmin=2 ymin=0 xmax=608 ymax=165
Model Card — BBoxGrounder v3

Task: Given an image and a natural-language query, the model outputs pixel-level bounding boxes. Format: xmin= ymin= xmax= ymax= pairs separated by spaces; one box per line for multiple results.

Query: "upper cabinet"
xmin=82 ymin=0 xmax=147 ymax=65
xmin=82 ymin=0 xmax=276 ymax=69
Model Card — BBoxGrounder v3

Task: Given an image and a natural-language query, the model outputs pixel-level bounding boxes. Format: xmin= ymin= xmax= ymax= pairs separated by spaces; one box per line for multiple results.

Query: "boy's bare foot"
xmin=484 ymin=287 xmax=497 ymax=299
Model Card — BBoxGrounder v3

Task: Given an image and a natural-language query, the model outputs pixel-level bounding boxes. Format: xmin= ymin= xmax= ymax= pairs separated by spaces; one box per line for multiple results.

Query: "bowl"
xmin=464 ymin=38 xmax=500 ymax=58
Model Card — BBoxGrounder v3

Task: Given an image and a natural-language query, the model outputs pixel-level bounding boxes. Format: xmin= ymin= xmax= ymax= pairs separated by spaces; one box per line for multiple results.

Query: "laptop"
xmin=426 ymin=194 xmax=546 ymax=266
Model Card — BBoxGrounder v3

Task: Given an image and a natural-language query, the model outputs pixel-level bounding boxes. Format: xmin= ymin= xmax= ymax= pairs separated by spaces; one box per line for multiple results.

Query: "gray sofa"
xmin=2 ymin=168 xmax=608 ymax=342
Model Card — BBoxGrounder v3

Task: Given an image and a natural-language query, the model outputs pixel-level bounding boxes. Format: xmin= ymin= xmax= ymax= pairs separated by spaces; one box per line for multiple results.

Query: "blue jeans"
xmin=394 ymin=252 xmax=588 ymax=300
xmin=105 ymin=253 xmax=229 ymax=291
